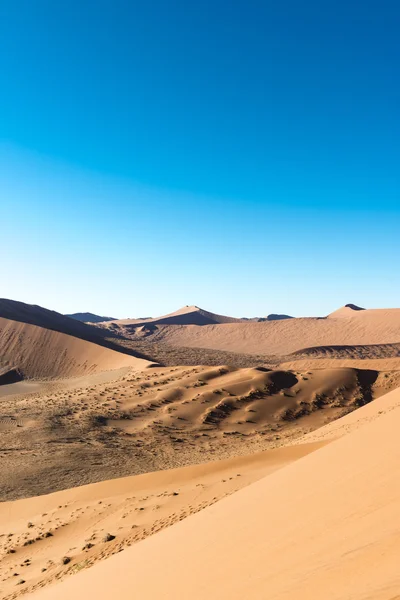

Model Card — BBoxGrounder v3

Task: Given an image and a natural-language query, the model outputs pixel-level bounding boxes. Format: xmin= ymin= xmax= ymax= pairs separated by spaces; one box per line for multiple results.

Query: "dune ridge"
xmin=0 ymin=299 xmax=149 ymax=360
xmin=3 ymin=299 xmax=400 ymax=600
xmin=101 ymin=305 xmax=246 ymax=326
xmin=132 ymin=308 xmax=400 ymax=356
xmin=0 ymin=317 xmax=150 ymax=379
xmin=0 ymin=441 xmax=325 ymax=599
xmin=1 ymin=360 xmax=398 ymax=502
xmin=27 ymin=383 xmax=400 ymax=600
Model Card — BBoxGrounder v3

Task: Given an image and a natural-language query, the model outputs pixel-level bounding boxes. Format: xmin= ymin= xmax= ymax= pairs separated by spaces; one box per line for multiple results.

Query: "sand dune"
xmin=134 ymin=307 xmax=400 ymax=356
xmin=4 ymin=298 xmax=400 ymax=599
xmin=0 ymin=299 xmax=147 ymax=359
xmin=281 ymin=356 xmax=400 ymax=372
xmin=0 ymin=299 xmax=107 ymax=342
xmin=101 ymin=305 xmax=246 ymax=327
xmin=0 ymin=316 xmax=150 ymax=379
xmin=28 ymin=383 xmax=400 ymax=600
xmin=328 ymin=304 xmax=400 ymax=319
xmin=1 ymin=362 xmax=398 ymax=501
xmin=0 ymin=441 xmax=324 ymax=599
xmin=327 ymin=302 xmax=365 ymax=317
xmin=289 ymin=341 xmax=400 ymax=362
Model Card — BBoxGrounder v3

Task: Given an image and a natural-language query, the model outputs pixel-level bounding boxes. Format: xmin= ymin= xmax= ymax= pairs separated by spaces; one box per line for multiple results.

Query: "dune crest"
xmin=0 ymin=317 xmax=150 ymax=379
xmin=27 ymin=384 xmax=400 ymax=600
xmin=133 ymin=310 xmax=400 ymax=356
xmin=102 ymin=305 xmax=247 ymax=327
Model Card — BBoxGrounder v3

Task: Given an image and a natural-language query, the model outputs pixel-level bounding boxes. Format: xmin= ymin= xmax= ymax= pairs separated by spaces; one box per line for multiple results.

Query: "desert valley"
xmin=1 ymin=298 xmax=400 ymax=598
xmin=4 ymin=1 xmax=399 ymax=596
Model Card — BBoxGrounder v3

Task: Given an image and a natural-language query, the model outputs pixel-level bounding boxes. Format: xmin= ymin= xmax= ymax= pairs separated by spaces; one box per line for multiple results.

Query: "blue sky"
xmin=1 ymin=1 xmax=399 ymax=318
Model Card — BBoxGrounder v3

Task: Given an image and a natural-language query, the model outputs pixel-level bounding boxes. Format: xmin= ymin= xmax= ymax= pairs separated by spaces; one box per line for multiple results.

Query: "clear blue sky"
xmin=1 ymin=1 xmax=399 ymax=318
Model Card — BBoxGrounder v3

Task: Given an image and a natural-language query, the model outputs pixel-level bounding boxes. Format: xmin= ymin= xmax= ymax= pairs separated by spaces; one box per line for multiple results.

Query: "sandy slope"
xmin=0 ymin=317 xmax=150 ymax=379
xmin=281 ymin=356 xmax=400 ymax=372
xmin=102 ymin=305 xmax=245 ymax=326
xmin=2 ymin=363 xmax=396 ymax=501
xmin=28 ymin=383 xmax=400 ymax=600
xmin=327 ymin=303 xmax=365 ymax=317
xmin=0 ymin=299 xmax=111 ymax=344
xmin=0 ymin=441 xmax=324 ymax=599
xmin=139 ymin=308 xmax=400 ymax=355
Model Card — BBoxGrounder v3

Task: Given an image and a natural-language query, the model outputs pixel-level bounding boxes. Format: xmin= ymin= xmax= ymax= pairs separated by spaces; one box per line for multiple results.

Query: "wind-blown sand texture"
xmin=0 ymin=441 xmax=324 ymax=599
xmin=3 ymin=301 xmax=400 ymax=599
xmin=2 ymin=363 xmax=398 ymax=501
xmin=26 ymin=383 xmax=400 ymax=600
xmin=122 ymin=307 xmax=400 ymax=355
xmin=101 ymin=305 xmax=246 ymax=326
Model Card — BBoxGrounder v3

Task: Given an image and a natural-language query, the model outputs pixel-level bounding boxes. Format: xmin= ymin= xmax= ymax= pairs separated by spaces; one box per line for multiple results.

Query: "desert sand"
xmin=102 ymin=305 xmax=400 ymax=356
xmin=0 ymin=440 xmax=324 ymax=599
xmin=0 ymin=317 xmax=150 ymax=379
xmin=2 ymin=300 xmax=400 ymax=599
xmin=26 ymin=383 xmax=400 ymax=600
xmin=2 ymin=360 xmax=398 ymax=501
xmin=101 ymin=304 xmax=246 ymax=326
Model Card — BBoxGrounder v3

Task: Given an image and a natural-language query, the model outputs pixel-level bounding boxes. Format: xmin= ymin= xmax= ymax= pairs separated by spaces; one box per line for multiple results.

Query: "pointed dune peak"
xmin=344 ymin=303 xmax=365 ymax=311
xmin=328 ymin=304 xmax=366 ymax=318
xmin=107 ymin=305 xmax=245 ymax=326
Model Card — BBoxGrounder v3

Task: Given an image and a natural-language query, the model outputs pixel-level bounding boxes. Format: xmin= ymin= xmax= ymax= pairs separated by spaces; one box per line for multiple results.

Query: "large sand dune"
xmin=0 ymin=299 xmax=108 ymax=342
xmin=2 ymin=362 xmax=397 ymax=501
xmin=3 ymin=298 xmax=400 ymax=599
xmin=28 ymin=383 xmax=400 ymax=600
xmin=0 ymin=441 xmax=324 ymax=599
xmin=135 ymin=307 xmax=400 ymax=355
xmin=0 ymin=316 xmax=150 ymax=379
xmin=102 ymin=305 xmax=246 ymax=326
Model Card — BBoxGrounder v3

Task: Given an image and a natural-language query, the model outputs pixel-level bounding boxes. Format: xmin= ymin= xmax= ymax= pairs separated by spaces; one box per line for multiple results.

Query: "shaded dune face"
xmin=90 ymin=366 xmax=381 ymax=438
xmin=3 ymin=300 xmax=400 ymax=600
xmin=101 ymin=305 xmax=247 ymax=327
xmin=291 ymin=342 xmax=400 ymax=357
xmin=22 ymin=384 xmax=400 ymax=600
xmin=0 ymin=298 xmax=151 ymax=361
xmin=127 ymin=308 xmax=400 ymax=356
xmin=1 ymin=363 xmax=397 ymax=503
xmin=0 ymin=317 xmax=150 ymax=379
xmin=0 ymin=367 xmax=23 ymax=385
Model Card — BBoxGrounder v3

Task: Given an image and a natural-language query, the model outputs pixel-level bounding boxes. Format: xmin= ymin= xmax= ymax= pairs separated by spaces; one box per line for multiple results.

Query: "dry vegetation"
xmin=109 ymin=337 xmax=278 ymax=368
xmin=3 ymin=301 xmax=400 ymax=599
xmin=2 ymin=364 xmax=399 ymax=502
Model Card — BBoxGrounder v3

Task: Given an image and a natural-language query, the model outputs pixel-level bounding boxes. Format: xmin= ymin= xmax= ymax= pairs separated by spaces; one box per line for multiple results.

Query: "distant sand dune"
xmin=132 ymin=307 xmax=400 ymax=355
xmin=102 ymin=305 xmax=247 ymax=327
xmin=3 ymin=300 xmax=400 ymax=600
